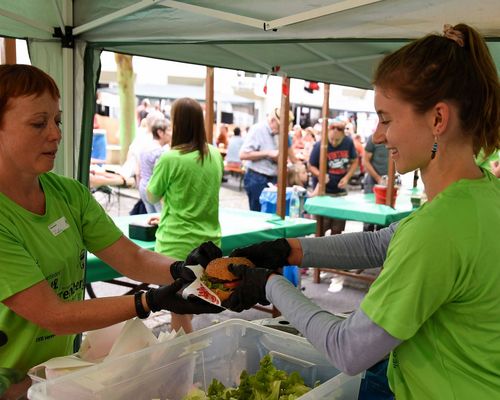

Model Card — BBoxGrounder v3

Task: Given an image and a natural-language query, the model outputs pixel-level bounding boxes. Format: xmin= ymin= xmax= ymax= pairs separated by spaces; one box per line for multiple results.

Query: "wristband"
xmin=134 ymin=291 xmax=150 ymax=319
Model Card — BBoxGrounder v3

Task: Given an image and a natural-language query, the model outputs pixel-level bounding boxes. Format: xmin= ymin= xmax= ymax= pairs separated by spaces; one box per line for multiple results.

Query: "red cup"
xmin=373 ymin=185 xmax=398 ymax=206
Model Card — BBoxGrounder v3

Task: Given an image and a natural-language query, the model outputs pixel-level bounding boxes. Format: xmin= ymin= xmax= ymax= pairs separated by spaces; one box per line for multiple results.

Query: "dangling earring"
xmin=431 ymin=137 xmax=438 ymax=160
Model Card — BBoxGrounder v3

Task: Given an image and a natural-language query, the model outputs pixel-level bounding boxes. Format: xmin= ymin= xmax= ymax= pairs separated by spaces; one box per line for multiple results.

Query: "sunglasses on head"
xmin=330 ymin=125 xmax=345 ymax=131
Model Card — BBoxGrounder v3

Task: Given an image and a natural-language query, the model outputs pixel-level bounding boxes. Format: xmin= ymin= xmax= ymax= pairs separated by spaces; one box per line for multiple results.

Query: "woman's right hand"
xmin=170 ymin=241 xmax=222 ymax=282
xmin=148 ymin=216 xmax=160 ymax=225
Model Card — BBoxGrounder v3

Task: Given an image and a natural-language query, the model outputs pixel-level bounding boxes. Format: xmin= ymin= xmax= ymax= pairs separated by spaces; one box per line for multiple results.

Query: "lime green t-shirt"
xmin=361 ymin=170 xmax=500 ymax=399
xmin=0 ymin=173 xmax=122 ymax=374
xmin=148 ymin=145 xmax=223 ymax=259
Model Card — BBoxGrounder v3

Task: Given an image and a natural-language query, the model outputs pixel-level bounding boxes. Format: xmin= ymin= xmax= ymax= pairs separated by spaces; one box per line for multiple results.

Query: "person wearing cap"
xmin=239 ymin=108 xmax=296 ymax=211
xmin=308 ymin=119 xmax=358 ymax=234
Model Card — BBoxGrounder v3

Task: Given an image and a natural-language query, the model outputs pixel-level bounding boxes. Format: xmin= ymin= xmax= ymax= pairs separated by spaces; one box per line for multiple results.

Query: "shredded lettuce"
xmin=182 ymin=355 xmax=315 ymax=400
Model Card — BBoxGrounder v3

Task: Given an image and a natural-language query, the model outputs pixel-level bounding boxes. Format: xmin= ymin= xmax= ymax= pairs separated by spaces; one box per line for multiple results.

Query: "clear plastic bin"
xmin=28 ymin=319 xmax=361 ymax=400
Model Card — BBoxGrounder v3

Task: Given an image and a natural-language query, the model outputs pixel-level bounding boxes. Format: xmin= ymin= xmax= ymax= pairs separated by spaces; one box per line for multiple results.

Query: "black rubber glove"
xmin=146 ymin=279 xmax=224 ymax=315
xmin=229 ymin=238 xmax=291 ymax=270
xmin=170 ymin=241 xmax=223 ymax=282
xmin=222 ymin=264 xmax=275 ymax=312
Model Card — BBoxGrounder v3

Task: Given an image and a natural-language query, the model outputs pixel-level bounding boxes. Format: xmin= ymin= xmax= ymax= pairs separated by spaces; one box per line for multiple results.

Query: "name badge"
xmin=48 ymin=217 xmax=70 ymax=236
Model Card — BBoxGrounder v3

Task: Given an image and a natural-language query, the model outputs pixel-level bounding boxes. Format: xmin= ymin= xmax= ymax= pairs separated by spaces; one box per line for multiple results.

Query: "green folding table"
xmin=304 ymin=191 xmax=416 ymax=226
xmin=85 ymin=208 xmax=316 ymax=290
xmin=304 ymin=190 xmax=419 ymax=283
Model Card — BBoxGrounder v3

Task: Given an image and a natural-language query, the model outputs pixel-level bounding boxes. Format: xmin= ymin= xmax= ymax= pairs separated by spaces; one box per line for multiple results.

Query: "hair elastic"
xmin=443 ymin=24 xmax=464 ymax=47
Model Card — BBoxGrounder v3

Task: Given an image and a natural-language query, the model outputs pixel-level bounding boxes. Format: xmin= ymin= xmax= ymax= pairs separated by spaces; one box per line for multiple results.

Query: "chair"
xmin=224 ymin=162 xmax=245 ymax=190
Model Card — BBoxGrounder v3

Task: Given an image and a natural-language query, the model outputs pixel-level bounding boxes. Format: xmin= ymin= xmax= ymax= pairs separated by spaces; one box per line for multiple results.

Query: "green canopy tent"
xmin=1 ymin=0 xmax=499 ymax=184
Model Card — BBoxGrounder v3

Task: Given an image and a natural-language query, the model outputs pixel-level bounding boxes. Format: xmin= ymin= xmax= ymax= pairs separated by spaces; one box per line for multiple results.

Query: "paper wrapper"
xmin=181 ymin=264 xmax=226 ymax=308
xmin=29 ymin=318 xmax=183 ymax=382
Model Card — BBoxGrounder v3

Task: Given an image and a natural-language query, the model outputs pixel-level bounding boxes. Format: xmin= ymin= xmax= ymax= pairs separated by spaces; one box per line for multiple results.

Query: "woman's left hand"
xmin=222 ymin=265 xmax=275 ymax=312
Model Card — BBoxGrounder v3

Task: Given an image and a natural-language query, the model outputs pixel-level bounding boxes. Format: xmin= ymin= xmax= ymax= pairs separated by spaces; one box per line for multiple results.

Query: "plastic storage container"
xmin=28 ymin=319 xmax=361 ymax=400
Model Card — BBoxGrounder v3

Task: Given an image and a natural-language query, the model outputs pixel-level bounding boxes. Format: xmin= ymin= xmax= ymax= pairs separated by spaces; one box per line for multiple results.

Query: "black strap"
xmin=134 ymin=291 xmax=151 ymax=319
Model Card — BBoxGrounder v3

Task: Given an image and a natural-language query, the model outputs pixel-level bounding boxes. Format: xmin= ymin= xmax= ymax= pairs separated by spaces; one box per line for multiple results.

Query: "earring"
xmin=431 ymin=137 xmax=438 ymax=160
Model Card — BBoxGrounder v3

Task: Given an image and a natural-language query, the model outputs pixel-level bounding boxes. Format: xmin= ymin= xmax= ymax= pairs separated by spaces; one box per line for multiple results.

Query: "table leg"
xmin=313 ymin=269 xmax=321 ymax=284
xmin=313 ymin=216 xmax=325 ymax=283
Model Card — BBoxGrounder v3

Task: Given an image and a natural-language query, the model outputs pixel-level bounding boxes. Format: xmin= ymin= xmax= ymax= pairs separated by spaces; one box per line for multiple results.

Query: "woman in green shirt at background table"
xmin=147 ymin=97 xmax=224 ymax=334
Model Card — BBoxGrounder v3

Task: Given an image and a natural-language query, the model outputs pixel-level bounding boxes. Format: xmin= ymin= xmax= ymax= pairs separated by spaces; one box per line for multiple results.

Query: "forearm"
xmin=344 ymin=159 xmax=359 ymax=180
xmin=94 ymin=236 xmax=174 ymax=284
xmin=45 ymin=295 xmax=139 ymax=335
xmin=267 ymin=276 xmax=401 ymax=375
xmin=298 ymin=223 xmax=397 ymax=269
xmin=308 ymin=165 xmax=320 ymax=178
xmin=286 ymin=238 xmax=303 ymax=265
xmin=4 ymin=281 xmax=142 ymax=335
xmin=365 ymin=163 xmax=380 ymax=181
xmin=239 ymin=150 xmax=270 ymax=161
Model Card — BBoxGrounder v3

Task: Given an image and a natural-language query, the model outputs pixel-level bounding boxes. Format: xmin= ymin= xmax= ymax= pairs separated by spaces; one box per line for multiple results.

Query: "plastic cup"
xmin=373 ymin=184 xmax=398 ymax=206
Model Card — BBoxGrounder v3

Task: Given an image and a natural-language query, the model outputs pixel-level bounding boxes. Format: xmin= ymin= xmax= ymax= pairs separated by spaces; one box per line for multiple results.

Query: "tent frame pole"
xmin=73 ymin=0 xmax=159 ymax=35
xmin=59 ymin=0 xmax=75 ymax=178
xmin=0 ymin=7 xmax=52 ymax=33
xmin=266 ymin=0 xmax=383 ymax=30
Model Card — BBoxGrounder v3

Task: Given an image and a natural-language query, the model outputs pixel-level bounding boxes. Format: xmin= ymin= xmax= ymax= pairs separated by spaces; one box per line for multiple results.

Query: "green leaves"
xmin=183 ymin=355 xmax=313 ymax=400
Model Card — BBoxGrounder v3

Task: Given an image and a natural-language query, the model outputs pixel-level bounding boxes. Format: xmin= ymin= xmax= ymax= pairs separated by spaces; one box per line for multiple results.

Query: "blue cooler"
xmin=259 ymin=188 xmax=300 ymax=287
xmin=91 ymin=129 xmax=107 ymax=163
xmin=259 ymin=187 xmax=293 ymax=215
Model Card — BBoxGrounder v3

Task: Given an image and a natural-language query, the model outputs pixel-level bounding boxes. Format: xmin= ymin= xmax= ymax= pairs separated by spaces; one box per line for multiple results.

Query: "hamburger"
xmin=200 ymin=257 xmax=254 ymax=301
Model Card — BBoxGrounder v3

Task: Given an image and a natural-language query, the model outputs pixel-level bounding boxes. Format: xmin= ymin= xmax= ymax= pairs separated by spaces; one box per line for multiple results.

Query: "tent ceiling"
xmin=2 ymin=0 xmax=500 ymax=89
xmin=0 ymin=0 xmax=499 ymax=179
xmin=74 ymin=0 xmax=500 ymax=89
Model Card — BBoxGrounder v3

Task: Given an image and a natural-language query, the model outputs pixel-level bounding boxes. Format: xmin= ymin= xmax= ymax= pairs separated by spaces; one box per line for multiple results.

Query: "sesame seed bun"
xmin=205 ymin=257 xmax=255 ymax=281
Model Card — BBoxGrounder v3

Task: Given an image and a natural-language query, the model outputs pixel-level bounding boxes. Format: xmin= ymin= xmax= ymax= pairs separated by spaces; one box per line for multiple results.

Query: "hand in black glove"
xmin=229 ymin=238 xmax=291 ymax=270
xmin=170 ymin=241 xmax=223 ymax=282
xmin=146 ymin=279 xmax=224 ymax=315
xmin=222 ymin=264 xmax=275 ymax=312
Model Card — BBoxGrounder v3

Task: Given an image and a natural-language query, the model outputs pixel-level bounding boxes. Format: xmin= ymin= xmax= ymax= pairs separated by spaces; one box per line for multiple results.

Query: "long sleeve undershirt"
xmin=299 ymin=222 xmax=397 ymax=269
xmin=266 ymin=222 xmax=401 ymax=374
xmin=267 ymin=276 xmax=401 ymax=375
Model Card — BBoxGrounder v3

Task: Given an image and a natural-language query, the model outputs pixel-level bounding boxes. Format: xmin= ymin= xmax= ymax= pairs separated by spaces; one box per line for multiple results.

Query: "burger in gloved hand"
xmin=200 ymin=257 xmax=254 ymax=301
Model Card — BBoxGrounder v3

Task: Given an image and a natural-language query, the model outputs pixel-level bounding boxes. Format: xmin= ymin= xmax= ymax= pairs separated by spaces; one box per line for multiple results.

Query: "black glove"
xmin=146 ymin=279 xmax=224 ymax=315
xmin=222 ymin=264 xmax=275 ymax=312
xmin=229 ymin=238 xmax=291 ymax=270
xmin=170 ymin=241 xmax=223 ymax=282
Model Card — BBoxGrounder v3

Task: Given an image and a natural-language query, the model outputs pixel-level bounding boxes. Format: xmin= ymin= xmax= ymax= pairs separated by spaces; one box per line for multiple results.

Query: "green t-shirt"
xmin=148 ymin=145 xmax=223 ymax=259
xmin=361 ymin=170 xmax=500 ymax=399
xmin=0 ymin=173 xmax=122 ymax=374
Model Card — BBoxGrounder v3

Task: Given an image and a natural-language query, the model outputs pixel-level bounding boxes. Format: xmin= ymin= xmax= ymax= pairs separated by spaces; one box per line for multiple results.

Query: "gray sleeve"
xmin=299 ymin=222 xmax=398 ymax=269
xmin=267 ymin=275 xmax=402 ymax=375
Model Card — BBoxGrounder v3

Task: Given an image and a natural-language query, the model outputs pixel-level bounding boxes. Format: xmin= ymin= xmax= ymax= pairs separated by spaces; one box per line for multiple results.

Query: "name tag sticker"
xmin=48 ymin=217 xmax=70 ymax=236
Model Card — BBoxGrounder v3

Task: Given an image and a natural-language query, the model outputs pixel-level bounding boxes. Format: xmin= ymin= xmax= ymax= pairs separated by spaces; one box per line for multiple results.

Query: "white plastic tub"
xmin=28 ymin=319 xmax=361 ymax=400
